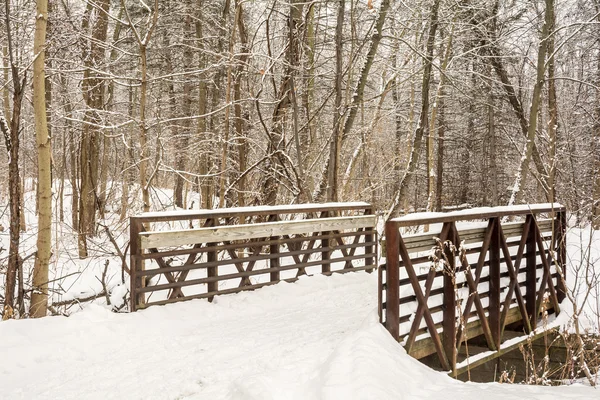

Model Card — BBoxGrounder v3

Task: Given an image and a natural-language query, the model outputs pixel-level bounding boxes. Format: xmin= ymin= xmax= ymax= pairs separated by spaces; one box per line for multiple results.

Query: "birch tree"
xmin=30 ymin=0 xmax=50 ymax=318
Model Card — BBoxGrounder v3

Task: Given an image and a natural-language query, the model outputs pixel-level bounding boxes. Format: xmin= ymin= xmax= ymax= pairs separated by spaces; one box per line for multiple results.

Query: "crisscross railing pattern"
xmin=379 ymin=204 xmax=566 ymax=372
xmin=130 ymin=202 xmax=377 ymax=310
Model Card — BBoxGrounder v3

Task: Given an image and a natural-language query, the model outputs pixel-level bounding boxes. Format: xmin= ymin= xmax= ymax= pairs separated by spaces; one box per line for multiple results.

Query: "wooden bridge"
xmin=129 ymin=202 xmax=376 ymax=310
xmin=129 ymin=201 xmax=567 ymax=377
xmin=379 ymin=204 xmax=567 ymax=375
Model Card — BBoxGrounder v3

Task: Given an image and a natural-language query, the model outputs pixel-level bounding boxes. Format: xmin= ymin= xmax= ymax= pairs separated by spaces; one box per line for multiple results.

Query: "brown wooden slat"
xmin=391 ymin=205 xmax=565 ymax=227
xmin=496 ymin=220 xmax=532 ymax=335
xmin=140 ymin=229 xmax=376 ymax=260
xmin=139 ymin=264 xmax=374 ymax=309
xmin=137 ymin=253 xmax=376 ymax=294
xmin=488 ymin=217 xmax=501 ymax=349
xmin=133 ymin=202 xmax=373 ymax=223
xmin=384 ymin=221 xmax=400 ymax=340
xmin=399 ymin=225 xmax=451 ymax=370
xmin=140 ymin=241 xmax=376 ymax=278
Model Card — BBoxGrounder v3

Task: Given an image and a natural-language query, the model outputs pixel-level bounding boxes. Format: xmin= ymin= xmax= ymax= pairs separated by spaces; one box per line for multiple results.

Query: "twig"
xmin=99 ymin=223 xmax=130 ymax=275
xmin=50 ymin=290 xmax=108 ymax=307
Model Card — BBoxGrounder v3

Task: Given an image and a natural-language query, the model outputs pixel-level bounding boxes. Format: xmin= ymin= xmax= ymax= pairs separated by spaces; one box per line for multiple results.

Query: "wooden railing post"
xmin=206 ymin=218 xmax=217 ymax=302
xmin=384 ymin=220 xmax=400 ymax=341
xmin=442 ymin=223 xmax=457 ymax=371
xmin=129 ymin=218 xmax=142 ymax=311
xmin=364 ymin=207 xmax=374 ymax=273
xmin=269 ymin=214 xmax=280 ymax=282
xmin=489 ymin=217 xmax=501 ymax=349
xmin=556 ymin=211 xmax=567 ymax=303
xmin=321 ymin=210 xmax=330 ymax=273
xmin=525 ymin=214 xmax=538 ymax=329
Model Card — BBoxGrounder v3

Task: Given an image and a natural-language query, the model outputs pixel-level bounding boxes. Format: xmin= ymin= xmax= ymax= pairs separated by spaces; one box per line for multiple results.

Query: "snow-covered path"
xmin=1 ymin=272 xmax=598 ymax=399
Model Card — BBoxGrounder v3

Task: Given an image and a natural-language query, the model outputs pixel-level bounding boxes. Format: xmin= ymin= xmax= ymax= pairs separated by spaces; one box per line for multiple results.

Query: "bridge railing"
xmin=130 ymin=202 xmax=377 ymax=311
xmin=379 ymin=204 xmax=567 ymax=372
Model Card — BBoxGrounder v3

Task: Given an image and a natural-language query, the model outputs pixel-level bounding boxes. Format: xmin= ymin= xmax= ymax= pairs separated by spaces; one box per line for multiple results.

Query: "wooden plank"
xmin=134 ymin=202 xmax=372 ymax=223
xmin=406 ymin=222 xmax=452 ymax=353
xmin=452 ymin=326 xmax=561 ymax=378
xmin=321 ymin=210 xmax=331 ymax=274
xmin=269 ymin=214 xmax=280 ymax=282
xmin=137 ymin=252 xmax=376 ymax=294
xmin=140 ymin=229 xmax=376 ymax=260
xmin=399 ymin=228 xmax=451 ymax=370
xmin=488 ymin=217 xmax=501 ymax=349
xmin=140 ymin=215 xmax=376 ymax=249
xmin=364 ymin=208 xmax=375 ymax=272
xmin=401 ymin=219 xmax=554 ymax=255
xmin=391 ymin=204 xmax=565 ymax=227
xmin=443 ymin=223 xmax=458 ymax=370
xmin=384 ymin=221 xmax=400 ymax=341
xmin=141 ymin=240 xmax=376 ymax=278
xmin=556 ymin=212 xmax=567 ymax=303
xmin=129 ymin=219 xmax=143 ymax=311
xmin=525 ymin=215 xmax=537 ymax=329
xmin=138 ymin=265 xmax=374 ymax=308
xmin=457 ymin=218 xmax=495 ymax=349
xmin=206 ymin=218 xmax=217 ymax=301
xmin=406 ymin=306 xmax=524 ymax=360
xmin=497 ymin=222 xmax=531 ymax=335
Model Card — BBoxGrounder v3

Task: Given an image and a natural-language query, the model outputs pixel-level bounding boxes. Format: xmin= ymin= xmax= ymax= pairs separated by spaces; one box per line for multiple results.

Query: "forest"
xmin=0 ymin=0 xmax=599 ymax=319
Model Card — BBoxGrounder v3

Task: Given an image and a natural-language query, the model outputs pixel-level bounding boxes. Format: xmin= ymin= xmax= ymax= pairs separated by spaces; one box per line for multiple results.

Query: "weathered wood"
xmin=391 ymin=204 xmax=565 ymax=227
xmin=497 ymin=221 xmax=531 ymax=335
xmin=138 ymin=265 xmax=375 ymax=309
xmin=206 ymin=218 xmax=217 ymax=301
xmin=135 ymin=202 xmax=372 ymax=222
xmin=406 ymin=305 xmax=524 ymax=361
xmin=525 ymin=215 xmax=537 ymax=329
xmin=398 ymin=230 xmax=451 ymax=370
xmin=269 ymin=214 xmax=280 ymax=282
xmin=385 ymin=221 xmax=400 ymax=341
xmin=321 ymin=210 xmax=331 ymax=274
xmin=140 ymin=240 xmax=376 ymax=278
xmin=456 ymin=218 xmax=496 ymax=349
xmin=400 ymin=219 xmax=555 ymax=255
xmin=556 ymin=210 xmax=567 ymax=303
xmin=405 ymin=222 xmax=452 ymax=352
xmin=442 ymin=223 xmax=457 ymax=370
xmin=140 ymin=215 xmax=376 ymax=249
xmin=451 ymin=326 xmax=561 ymax=378
xmin=535 ymin=222 xmax=561 ymax=314
xmin=137 ymin=252 xmax=376 ymax=294
xmin=364 ymin=208 xmax=375 ymax=272
xmin=140 ymin=229 xmax=376 ymax=260
xmin=488 ymin=217 xmax=501 ymax=350
xmin=129 ymin=219 xmax=143 ymax=311
xmin=380 ymin=205 xmax=566 ymax=374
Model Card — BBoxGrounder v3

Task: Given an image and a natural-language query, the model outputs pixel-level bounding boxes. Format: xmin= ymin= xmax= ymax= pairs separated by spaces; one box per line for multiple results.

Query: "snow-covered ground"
xmin=2 ymin=183 xmax=600 ymax=398
xmin=1 ymin=270 xmax=599 ymax=399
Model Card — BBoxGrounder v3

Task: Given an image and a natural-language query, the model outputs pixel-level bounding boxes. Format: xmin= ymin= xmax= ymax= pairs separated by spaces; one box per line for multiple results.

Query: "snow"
xmin=139 ymin=202 xmax=372 ymax=219
xmin=1 ymin=184 xmax=599 ymax=398
xmin=391 ymin=203 xmax=564 ymax=224
xmin=0 ymin=270 xmax=598 ymax=399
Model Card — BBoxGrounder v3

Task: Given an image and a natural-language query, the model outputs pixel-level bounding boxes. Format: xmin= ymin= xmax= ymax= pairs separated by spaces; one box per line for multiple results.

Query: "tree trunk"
xmin=508 ymin=0 xmax=553 ymax=205
xmin=234 ymin=2 xmax=250 ymax=207
xmin=327 ymin=0 xmax=345 ymax=202
xmin=388 ymin=0 xmax=441 ymax=217
xmin=592 ymin=3 xmax=600 ymax=229
xmin=427 ymin=28 xmax=453 ymax=212
xmin=1 ymin=0 xmax=25 ymax=320
xmin=547 ymin=0 xmax=558 ymax=205
xmin=194 ymin=0 xmax=212 ymax=210
xmin=78 ymin=0 xmax=109 ymax=257
xmin=31 ymin=0 xmax=50 ymax=318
